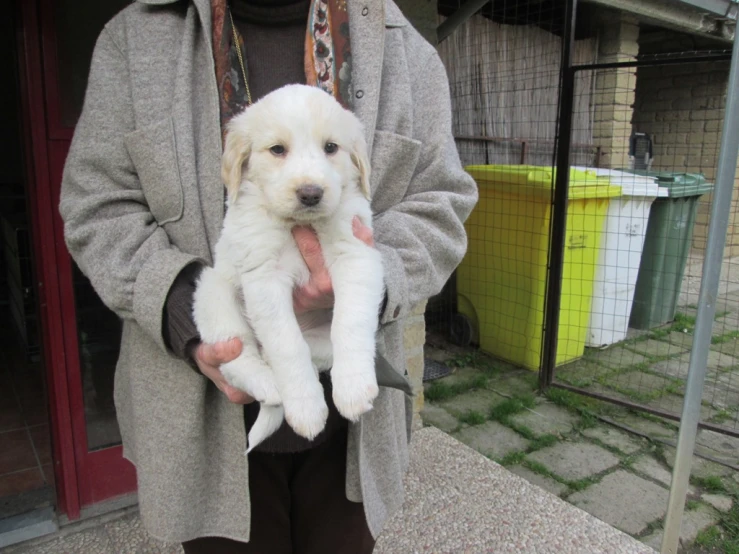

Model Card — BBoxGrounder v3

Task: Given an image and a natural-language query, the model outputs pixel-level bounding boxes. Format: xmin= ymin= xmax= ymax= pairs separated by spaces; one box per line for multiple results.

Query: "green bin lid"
xmin=465 ymin=164 xmax=622 ymax=199
xmin=618 ymin=169 xmax=714 ymax=198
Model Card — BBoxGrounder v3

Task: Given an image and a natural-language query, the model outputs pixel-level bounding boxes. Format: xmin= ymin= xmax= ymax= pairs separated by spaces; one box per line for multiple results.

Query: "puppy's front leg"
xmin=242 ymin=273 xmax=328 ymax=440
xmin=326 ymin=243 xmax=384 ymax=421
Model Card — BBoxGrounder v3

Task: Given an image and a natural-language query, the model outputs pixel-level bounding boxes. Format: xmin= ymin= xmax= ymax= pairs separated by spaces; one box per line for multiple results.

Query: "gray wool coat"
xmin=60 ymin=0 xmax=477 ymax=544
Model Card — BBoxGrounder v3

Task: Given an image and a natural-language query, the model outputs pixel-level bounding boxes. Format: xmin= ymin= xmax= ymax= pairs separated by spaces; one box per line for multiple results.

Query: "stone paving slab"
xmin=640 ymin=506 xmax=719 ymax=551
xmin=581 ymin=426 xmax=646 ymax=455
xmin=528 ymin=442 xmax=620 ymax=482
xmin=374 ymin=428 xmax=655 ymax=554
xmin=696 ymin=430 xmax=739 ymax=462
xmin=568 ymin=470 xmax=669 ymax=535
xmin=509 ymin=401 xmax=578 ymax=437
xmin=626 ymin=339 xmax=689 ymax=360
xmin=632 ymin=456 xmax=673 ymax=488
xmin=508 ymin=465 xmax=568 ymax=497
xmin=587 ymin=347 xmax=649 ymax=369
xmin=606 ymin=371 xmax=675 ymax=397
xmin=711 ymin=337 xmax=739 ymax=357
xmin=428 ymin=366 xmax=483 ymax=388
xmin=438 ymin=388 xmax=505 ymax=417
xmin=661 ymin=331 xmax=694 ymax=350
xmin=453 ymin=421 xmax=531 ymax=460
xmin=555 ymin=360 xmax=605 ymax=387
xmin=606 ymin=414 xmax=678 ymax=440
xmin=663 ymin=446 xmax=736 ymax=479
xmin=420 ymin=404 xmax=459 ymax=434
xmin=652 ymin=350 xmax=739 ymax=380
xmin=702 ymin=493 xmax=733 ymax=512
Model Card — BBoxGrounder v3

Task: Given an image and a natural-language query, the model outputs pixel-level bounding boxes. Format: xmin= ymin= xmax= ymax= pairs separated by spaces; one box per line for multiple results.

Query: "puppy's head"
xmin=221 ymin=84 xmax=370 ymax=221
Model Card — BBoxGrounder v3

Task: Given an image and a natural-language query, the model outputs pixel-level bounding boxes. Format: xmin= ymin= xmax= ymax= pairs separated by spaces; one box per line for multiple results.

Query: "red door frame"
xmin=14 ymin=0 xmax=137 ymax=519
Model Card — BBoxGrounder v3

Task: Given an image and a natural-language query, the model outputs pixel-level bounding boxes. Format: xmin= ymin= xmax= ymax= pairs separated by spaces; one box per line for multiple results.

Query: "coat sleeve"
xmin=59 ymin=27 xmax=202 ymax=353
xmin=374 ymin=50 xmax=478 ymax=325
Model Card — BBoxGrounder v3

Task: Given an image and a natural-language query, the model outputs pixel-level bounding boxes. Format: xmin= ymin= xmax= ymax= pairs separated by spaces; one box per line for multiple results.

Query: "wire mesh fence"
xmin=428 ymin=2 xmax=739 ymax=440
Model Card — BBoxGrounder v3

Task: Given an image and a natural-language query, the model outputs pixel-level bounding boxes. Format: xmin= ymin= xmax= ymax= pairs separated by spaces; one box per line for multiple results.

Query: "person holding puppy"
xmin=59 ymin=0 xmax=477 ymax=552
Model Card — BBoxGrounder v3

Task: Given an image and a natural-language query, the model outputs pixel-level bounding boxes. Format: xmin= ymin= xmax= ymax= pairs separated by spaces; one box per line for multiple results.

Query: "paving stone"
xmin=712 ymin=339 xmax=739 ymax=359
xmin=702 ymin=374 xmax=739 ymax=409
xmin=702 ymin=493 xmax=733 ymax=512
xmin=627 ymin=339 xmax=689 ymax=360
xmin=678 ymin=505 xmax=720 ymax=544
xmin=632 ymin=456 xmax=673 ymax=488
xmin=438 ymin=389 xmax=505 ymax=418
xmin=647 ymin=395 xmax=718 ymax=422
xmin=508 ymin=401 xmax=579 ymax=437
xmin=509 ymin=465 xmax=568 ymax=497
xmin=431 ymin=366 xmax=484 ymax=387
xmin=587 ymin=347 xmax=649 ymax=369
xmin=420 ymin=404 xmax=459 ymax=434
xmin=607 ymin=371 xmax=675 ymax=397
xmin=569 ymin=470 xmax=670 ymax=535
xmin=641 ymin=532 xmax=663 ymax=551
xmin=607 ymin=413 xmax=678 ymax=440
xmin=653 ymin=351 xmax=739 ymax=380
xmin=662 ymin=331 xmax=694 ymax=350
xmin=582 ymin=426 xmax=646 ymax=454
xmin=663 ymin=446 xmax=735 ymax=478
xmin=713 ymin=314 xmax=739 ymax=334
xmin=528 ymin=441 xmax=619 ymax=482
xmin=696 ymin=429 xmax=739 ymax=460
xmin=488 ymin=372 xmax=538 ymax=398
xmin=555 ymin=360 xmax=605 ymax=387
xmin=452 ymin=421 xmax=530 ymax=460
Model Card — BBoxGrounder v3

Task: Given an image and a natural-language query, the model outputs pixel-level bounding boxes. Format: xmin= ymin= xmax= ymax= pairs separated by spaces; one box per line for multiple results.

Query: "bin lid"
xmin=464 ymin=165 xmax=622 ymax=200
xmin=618 ymin=169 xmax=714 ymax=198
xmin=572 ymin=167 xmax=667 ymax=198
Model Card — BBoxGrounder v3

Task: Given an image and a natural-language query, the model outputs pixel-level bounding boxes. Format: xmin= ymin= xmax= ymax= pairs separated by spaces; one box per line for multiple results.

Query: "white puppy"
xmin=193 ymin=84 xmax=384 ymax=451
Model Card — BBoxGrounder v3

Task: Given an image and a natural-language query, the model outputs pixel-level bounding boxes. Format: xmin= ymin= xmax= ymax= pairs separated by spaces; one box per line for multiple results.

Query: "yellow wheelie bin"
xmin=456 ymin=165 xmax=621 ymax=370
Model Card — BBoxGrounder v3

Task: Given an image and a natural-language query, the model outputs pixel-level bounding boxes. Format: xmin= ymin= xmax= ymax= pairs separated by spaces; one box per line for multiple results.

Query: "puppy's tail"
xmin=246 ymin=404 xmax=284 ymax=454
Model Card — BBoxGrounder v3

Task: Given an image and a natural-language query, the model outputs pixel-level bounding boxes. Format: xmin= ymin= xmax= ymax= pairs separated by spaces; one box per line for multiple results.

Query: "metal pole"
xmin=437 ymin=0 xmax=490 ymax=44
xmin=541 ymin=0 xmax=577 ymax=389
xmin=661 ymin=33 xmax=739 ymax=554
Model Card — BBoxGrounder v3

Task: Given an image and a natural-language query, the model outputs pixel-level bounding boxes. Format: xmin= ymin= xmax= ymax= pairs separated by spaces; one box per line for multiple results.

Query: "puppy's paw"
xmin=220 ymin=359 xmax=281 ymax=405
xmin=282 ymin=381 xmax=328 ymax=440
xmin=331 ymin=363 xmax=379 ymax=422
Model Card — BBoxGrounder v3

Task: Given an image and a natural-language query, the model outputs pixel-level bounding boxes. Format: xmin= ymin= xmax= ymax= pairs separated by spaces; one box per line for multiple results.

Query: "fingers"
xmin=292 ymin=226 xmax=325 ymax=275
xmin=352 ymin=216 xmax=374 ymax=247
xmin=197 ymin=338 xmax=242 ymax=366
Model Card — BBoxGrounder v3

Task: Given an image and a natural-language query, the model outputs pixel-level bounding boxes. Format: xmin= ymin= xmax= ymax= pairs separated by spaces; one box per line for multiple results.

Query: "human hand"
xmin=292 ymin=216 xmax=375 ymax=314
xmin=193 ymin=338 xmax=255 ymax=404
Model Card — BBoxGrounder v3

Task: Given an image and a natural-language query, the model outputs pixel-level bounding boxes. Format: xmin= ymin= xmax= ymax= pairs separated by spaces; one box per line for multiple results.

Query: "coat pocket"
xmin=370 ymin=130 xmax=422 ymax=214
xmin=124 ymin=117 xmax=184 ymax=225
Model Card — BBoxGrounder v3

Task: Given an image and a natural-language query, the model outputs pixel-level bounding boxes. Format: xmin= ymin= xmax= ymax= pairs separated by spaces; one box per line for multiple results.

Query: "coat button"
xmin=362 ymin=6 xmax=369 ymax=15
xmin=393 ymin=306 xmax=400 ymax=318
xmin=355 ymin=90 xmax=364 ymax=99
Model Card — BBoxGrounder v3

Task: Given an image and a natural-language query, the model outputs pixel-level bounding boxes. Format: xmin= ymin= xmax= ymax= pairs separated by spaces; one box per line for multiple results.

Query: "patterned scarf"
xmin=211 ymin=0 xmax=353 ymax=142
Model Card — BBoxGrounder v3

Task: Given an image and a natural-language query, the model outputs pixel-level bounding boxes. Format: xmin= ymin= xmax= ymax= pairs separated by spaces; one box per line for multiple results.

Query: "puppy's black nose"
xmin=296 ymin=185 xmax=323 ymax=207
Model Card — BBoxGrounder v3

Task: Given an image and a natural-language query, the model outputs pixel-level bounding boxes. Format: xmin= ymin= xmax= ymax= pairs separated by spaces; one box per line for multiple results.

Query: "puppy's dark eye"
xmin=324 ymin=142 xmax=338 ymax=155
xmin=270 ymin=145 xmax=286 ymax=156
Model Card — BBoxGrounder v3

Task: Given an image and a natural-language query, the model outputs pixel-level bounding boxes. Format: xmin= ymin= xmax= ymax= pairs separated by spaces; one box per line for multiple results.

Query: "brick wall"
xmin=631 ymin=29 xmax=738 ymax=254
xmin=592 ymin=14 xmax=639 ymax=169
xmin=632 ymin=58 xmax=732 ymax=253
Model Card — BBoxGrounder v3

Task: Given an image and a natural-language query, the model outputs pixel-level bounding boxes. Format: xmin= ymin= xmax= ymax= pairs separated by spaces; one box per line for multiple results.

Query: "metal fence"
xmin=430 ymin=1 xmax=739 ymax=552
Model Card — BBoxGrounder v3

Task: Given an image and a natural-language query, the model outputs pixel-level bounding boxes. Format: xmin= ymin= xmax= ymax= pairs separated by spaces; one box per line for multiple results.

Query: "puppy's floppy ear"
xmin=221 ymin=126 xmax=251 ymax=201
xmin=350 ymin=132 xmax=371 ymax=201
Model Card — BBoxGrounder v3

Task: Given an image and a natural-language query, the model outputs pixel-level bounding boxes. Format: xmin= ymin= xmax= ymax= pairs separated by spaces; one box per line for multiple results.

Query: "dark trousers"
xmin=182 ymin=430 xmax=375 ymax=554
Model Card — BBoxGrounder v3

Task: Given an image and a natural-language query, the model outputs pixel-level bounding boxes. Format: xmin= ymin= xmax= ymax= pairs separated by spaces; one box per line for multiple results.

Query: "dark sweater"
xmin=162 ymin=0 xmax=346 ymax=453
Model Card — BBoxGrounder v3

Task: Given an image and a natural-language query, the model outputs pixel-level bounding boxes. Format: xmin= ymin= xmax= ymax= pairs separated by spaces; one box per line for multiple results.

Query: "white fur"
xmin=193 ymin=85 xmax=383 ymax=452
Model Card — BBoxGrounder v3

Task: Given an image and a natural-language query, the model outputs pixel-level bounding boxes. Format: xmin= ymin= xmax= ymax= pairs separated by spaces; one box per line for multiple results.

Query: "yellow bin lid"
xmin=465 ymin=164 xmax=622 ymax=200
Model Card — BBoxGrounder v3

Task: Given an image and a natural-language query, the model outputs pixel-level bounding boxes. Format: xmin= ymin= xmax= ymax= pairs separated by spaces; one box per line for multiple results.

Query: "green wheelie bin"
xmin=623 ymin=170 xmax=714 ymax=329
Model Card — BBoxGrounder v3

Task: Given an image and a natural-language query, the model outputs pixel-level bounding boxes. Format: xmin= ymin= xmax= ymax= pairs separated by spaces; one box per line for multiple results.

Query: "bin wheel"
xmin=450 ymin=313 xmax=473 ymax=347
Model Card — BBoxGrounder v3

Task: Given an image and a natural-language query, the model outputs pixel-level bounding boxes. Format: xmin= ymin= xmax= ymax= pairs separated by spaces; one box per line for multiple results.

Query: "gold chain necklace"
xmin=229 ymin=9 xmax=253 ymax=106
